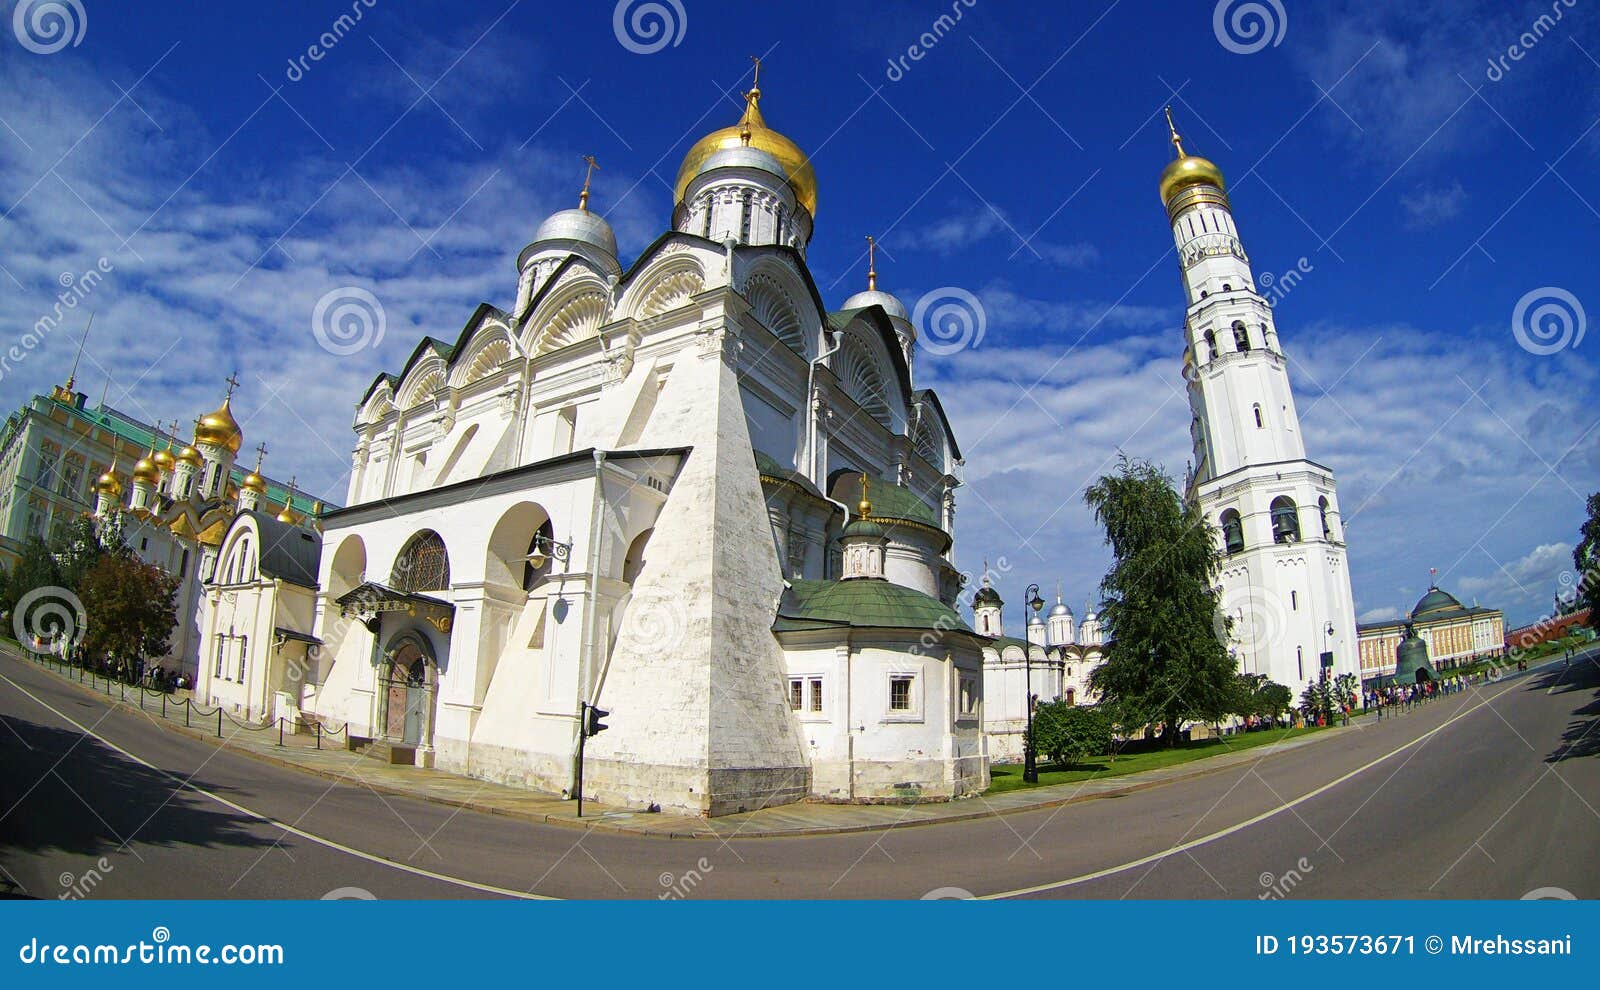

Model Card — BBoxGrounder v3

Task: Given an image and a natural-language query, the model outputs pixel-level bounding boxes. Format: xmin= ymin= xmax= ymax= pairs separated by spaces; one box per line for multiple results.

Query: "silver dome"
xmin=1048 ymin=601 xmax=1073 ymax=618
xmin=532 ymin=208 xmax=618 ymax=259
xmin=842 ymin=288 xmax=910 ymax=322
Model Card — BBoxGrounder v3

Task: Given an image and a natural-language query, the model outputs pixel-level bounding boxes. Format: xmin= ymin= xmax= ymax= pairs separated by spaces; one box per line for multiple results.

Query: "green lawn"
xmin=986 ymin=725 xmax=1323 ymax=794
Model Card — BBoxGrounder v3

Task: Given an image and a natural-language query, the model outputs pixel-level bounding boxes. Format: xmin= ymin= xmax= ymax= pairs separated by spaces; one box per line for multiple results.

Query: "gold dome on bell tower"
xmin=1158 ymin=107 xmax=1226 ymax=210
xmin=673 ymin=57 xmax=818 ymax=218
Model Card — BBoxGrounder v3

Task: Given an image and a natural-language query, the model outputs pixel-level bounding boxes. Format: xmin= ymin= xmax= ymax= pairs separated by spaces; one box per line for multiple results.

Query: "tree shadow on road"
xmin=0 ymin=714 xmax=277 ymax=864
xmin=1541 ymin=658 xmax=1600 ymax=763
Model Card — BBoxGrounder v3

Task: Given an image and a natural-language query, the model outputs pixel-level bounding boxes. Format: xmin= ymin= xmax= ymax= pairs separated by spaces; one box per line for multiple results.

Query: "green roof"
xmin=859 ymin=474 xmax=940 ymax=529
xmin=1412 ymin=586 xmax=1464 ymax=618
xmin=989 ymin=635 xmax=1030 ymax=651
xmin=776 ymin=579 xmax=973 ymax=635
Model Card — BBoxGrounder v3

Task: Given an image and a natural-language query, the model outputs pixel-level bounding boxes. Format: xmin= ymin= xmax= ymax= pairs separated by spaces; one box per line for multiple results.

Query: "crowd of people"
xmin=1364 ymin=669 xmax=1497 ymax=717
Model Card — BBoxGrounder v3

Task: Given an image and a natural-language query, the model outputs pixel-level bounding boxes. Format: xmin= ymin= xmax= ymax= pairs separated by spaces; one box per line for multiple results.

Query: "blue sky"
xmin=0 ymin=0 xmax=1596 ymax=628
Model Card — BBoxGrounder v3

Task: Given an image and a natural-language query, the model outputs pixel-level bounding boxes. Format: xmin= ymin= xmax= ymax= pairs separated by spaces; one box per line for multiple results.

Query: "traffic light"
xmin=584 ymin=703 xmax=610 ymax=737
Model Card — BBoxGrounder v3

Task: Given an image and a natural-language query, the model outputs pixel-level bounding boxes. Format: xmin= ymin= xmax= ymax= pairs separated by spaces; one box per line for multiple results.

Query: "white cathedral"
xmin=227 ymin=73 xmax=994 ymax=817
xmin=1160 ymin=112 xmax=1359 ymax=694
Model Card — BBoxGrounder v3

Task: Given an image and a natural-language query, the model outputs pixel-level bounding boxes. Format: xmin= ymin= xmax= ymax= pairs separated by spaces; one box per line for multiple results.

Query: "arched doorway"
xmin=378 ymin=633 xmax=436 ymax=746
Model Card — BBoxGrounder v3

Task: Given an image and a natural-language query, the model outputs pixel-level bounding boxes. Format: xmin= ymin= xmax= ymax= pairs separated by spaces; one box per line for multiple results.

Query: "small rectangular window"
xmin=809 ymin=677 xmax=823 ymax=713
xmin=238 ymin=636 xmax=248 ymax=682
xmin=959 ymin=675 xmax=978 ymax=717
xmin=789 ymin=678 xmax=803 ymax=711
xmin=890 ymin=675 xmax=913 ymax=712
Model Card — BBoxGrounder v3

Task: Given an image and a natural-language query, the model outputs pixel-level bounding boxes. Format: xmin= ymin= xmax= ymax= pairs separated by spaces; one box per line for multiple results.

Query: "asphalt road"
xmin=2 ymin=647 xmax=1597 ymax=899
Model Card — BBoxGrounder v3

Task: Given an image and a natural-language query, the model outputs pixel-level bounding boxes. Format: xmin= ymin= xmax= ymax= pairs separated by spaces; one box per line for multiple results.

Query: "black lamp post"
xmin=1023 ymin=583 xmax=1045 ymax=783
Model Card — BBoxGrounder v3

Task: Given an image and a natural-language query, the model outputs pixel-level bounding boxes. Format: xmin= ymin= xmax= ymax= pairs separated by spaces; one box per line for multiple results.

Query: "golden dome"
xmin=674 ymin=86 xmax=818 ymax=218
xmin=1158 ymin=106 xmax=1225 ymax=206
xmin=276 ymin=502 xmax=302 ymax=525
xmin=176 ymin=445 xmax=203 ymax=467
xmin=194 ymin=397 xmax=243 ymax=453
xmin=1159 ymin=154 xmax=1226 ymax=205
xmin=95 ymin=464 xmax=123 ymax=495
xmin=242 ymin=472 xmax=267 ymax=493
xmin=131 ymin=454 xmax=160 ymax=484
xmin=152 ymin=447 xmax=175 ymax=471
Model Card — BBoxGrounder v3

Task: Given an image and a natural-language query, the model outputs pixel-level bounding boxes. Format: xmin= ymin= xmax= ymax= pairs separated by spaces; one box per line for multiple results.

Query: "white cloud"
xmin=1400 ymin=179 xmax=1466 ymax=228
xmin=897 ymin=204 xmax=1098 ymax=269
xmin=0 ymin=44 xmax=657 ymax=509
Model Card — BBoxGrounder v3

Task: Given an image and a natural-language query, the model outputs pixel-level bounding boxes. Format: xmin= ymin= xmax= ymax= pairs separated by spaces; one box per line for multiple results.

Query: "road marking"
xmin=983 ymin=672 xmax=1538 ymax=899
xmin=0 ymin=668 xmax=555 ymax=900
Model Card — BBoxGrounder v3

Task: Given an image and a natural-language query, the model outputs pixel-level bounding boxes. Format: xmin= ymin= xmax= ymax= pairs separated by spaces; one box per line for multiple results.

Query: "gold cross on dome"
xmin=254 ymin=442 xmax=269 ymax=471
xmin=579 ymin=155 xmax=600 ymax=210
xmin=223 ymin=371 xmax=241 ymax=398
xmin=865 ymin=235 xmax=877 ymax=291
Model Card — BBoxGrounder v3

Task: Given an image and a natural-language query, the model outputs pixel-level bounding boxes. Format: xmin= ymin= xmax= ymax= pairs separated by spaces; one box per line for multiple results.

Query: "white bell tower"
xmin=1160 ymin=109 xmax=1358 ymax=695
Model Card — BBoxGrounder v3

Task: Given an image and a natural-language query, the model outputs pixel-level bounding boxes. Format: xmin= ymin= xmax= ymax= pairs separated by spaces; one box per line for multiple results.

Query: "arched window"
xmin=1253 ymin=403 xmax=1264 ymax=428
xmin=392 ymin=530 xmax=450 ymax=593
xmin=1222 ymin=283 xmax=1232 ymax=292
xmin=1203 ymin=328 xmax=1216 ymax=359
xmin=1271 ymin=497 xmax=1300 ymax=544
xmin=1319 ymin=496 xmax=1332 ymax=539
xmin=1220 ymin=509 xmax=1244 ymax=555
xmin=1065 ymin=688 xmax=1076 ymax=705
xmin=1233 ymin=321 xmax=1251 ymax=352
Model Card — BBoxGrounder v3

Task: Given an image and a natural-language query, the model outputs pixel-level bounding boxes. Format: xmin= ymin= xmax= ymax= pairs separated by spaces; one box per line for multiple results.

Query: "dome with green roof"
xmin=1411 ymin=586 xmax=1464 ymax=619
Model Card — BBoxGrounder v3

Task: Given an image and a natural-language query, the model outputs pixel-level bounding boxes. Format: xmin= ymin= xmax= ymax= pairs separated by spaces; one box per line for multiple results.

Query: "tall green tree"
xmin=1576 ymin=492 xmax=1600 ymax=630
xmin=78 ymin=554 xmax=179 ymax=671
xmin=1085 ymin=457 xmax=1237 ymax=745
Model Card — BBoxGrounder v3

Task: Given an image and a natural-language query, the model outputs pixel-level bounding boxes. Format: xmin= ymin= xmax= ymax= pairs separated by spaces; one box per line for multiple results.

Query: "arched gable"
xmin=623 ymin=255 xmax=707 ymax=321
xmin=828 ymin=310 xmax=912 ymax=432
xmin=834 ymin=332 xmax=892 ymax=430
xmin=357 ymin=379 xmax=396 ymax=426
xmin=525 ymin=276 xmax=612 ymax=357
xmin=396 ymin=358 xmax=447 ymax=410
xmin=743 ymin=267 xmax=810 ymax=358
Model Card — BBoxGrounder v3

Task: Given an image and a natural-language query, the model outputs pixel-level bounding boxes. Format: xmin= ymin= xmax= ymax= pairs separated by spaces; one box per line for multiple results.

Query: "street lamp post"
xmin=1023 ymin=583 xmax=1045 ymax=783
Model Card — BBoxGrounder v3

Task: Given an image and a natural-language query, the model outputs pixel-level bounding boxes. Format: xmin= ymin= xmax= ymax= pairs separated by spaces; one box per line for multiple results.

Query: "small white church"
xmin=282 ymin=70 xmax=989 ymax=816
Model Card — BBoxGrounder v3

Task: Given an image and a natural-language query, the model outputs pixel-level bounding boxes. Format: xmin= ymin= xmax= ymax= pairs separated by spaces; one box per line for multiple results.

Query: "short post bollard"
xmin=315 ymin=722 xmax=322 ymax=750
xmin=184 ymin=701 xmax=191 ymax=728
xmin=278 ymin=719 xmax=284 ymax=747
xmin=217 ymin=708 xmax=223 ymax=739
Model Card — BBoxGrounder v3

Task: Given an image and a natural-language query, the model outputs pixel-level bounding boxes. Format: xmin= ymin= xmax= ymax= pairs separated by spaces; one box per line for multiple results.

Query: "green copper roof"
xmin=776 ymin=579 xmax=973 ymax=635
xmin=1412 ymin=586 xmax=1464 ymax=618
xmin=860 ymin=474 xmax=940 ymax=529
xmin=842 ymin=518 xmax=888 ymax=539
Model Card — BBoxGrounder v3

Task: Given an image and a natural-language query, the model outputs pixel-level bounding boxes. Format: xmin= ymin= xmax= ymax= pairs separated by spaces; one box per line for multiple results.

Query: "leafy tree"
xmin=1032 ymin=702 xmax=1114 ymax=765
xmin=1085 ymin=457 xmax=1237 ymax=745
xmin=78 ymin=554 xmax=179 ymax=674
xmin=1230 ymin=672 xmax=1292 ymax=723
xmin=1576 ymin=492 xmax=1600 ymax=631
xmin=0 ymin=535 xmax=63 ymax=624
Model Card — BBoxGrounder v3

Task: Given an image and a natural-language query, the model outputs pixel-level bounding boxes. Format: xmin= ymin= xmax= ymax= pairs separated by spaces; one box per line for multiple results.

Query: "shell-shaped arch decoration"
xmin=398 ymin=366 xmax=445 ymax=411
xmin=744 ymin=272 xmax=806 ymax=357
xmin=459 ymin=337 xmax=514 ymax=386
xmin=913 ymin=414 xmax=944 ymax=470
xmin=834 ymin=333 xmax=891 ymax=429
xmin=533 ymin=290 xmax=609 ymax=356
xmin=635 ymin=263 xmax=706 ymax=320
xmin=361 ymin=390 xmax=395 ymax=426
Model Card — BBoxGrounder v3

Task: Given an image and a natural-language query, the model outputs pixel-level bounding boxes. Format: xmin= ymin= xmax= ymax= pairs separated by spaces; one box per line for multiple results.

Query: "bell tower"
xmin=1160 ymin=109 xmax=1359 ymax=694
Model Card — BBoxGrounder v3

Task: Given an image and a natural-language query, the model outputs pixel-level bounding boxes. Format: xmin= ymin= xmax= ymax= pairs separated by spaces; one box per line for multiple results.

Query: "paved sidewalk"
xmin=12 ymin=649 xmax=1369 ymax=839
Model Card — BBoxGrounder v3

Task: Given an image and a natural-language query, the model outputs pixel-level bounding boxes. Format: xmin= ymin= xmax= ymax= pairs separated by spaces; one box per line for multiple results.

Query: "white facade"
xmin=300 ymin=82 xmax=981 ymax=816
xmin=977 ymin=586 xmax=1105 ymax=762
xmin=1163 ymin=120 xmax=1359 ymax=696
